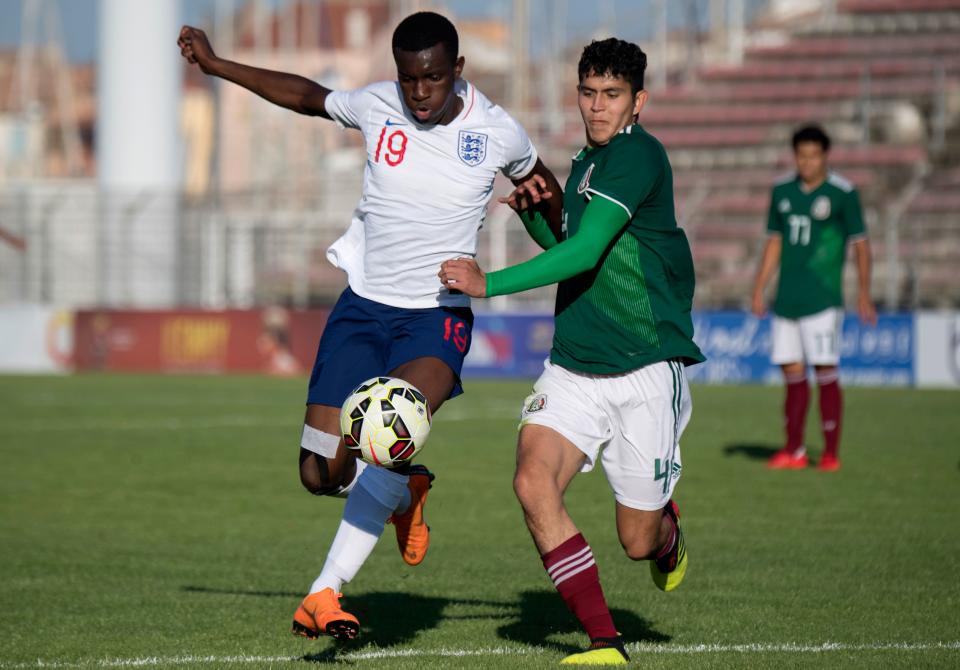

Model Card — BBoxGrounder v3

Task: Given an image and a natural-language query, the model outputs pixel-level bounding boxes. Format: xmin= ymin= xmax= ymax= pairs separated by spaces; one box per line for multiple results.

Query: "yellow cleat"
xmin=650 ymin=500 xmax=687 ymax=592
xmin=560 ymin=647 xmax=629 ymax=665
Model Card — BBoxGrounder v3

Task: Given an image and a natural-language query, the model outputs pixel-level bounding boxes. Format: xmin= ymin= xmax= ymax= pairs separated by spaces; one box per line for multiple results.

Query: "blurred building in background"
xmin=1 ymin=0 xmax=959 ymax=313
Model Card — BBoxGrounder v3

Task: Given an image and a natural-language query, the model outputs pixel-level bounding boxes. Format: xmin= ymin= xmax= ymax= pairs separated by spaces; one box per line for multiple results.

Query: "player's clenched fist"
xmin=439 ymin=258 xmax=486 ymax=298
xmin=177 ymin=26 xmax=217 ymax=73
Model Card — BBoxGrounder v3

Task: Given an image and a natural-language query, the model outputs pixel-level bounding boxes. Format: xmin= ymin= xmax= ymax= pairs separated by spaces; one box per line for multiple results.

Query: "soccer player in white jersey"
xmin=178 ymin=12 xmax=562 ymax=641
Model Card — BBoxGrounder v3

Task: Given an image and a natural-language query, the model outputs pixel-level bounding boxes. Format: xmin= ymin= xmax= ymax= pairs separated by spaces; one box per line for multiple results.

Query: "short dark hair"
xmin=792 ymin=125 xmax=831 ymax=151
xmin=578 ymin=38 xmax=647 ymax=94
xmin=392 ymin=12 xmax=458 ymax=64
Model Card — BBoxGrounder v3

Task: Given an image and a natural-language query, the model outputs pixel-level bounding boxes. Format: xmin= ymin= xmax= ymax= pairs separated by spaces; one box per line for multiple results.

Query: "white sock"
xmin=309 ymin=465 xmax=409 ymax=594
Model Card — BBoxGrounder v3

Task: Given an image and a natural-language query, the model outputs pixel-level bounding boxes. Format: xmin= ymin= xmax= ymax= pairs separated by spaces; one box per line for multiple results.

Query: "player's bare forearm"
xmin=751 ymin=236 xmax=781 ymax=316
xmin=209 ymin=59 xmax=331 ymax=117
xmin=178 ymin=25 xmax=330 ymax=117
xmin=852 ymin=238 xmax=872 ymax=293
xmin=853 ymin=238 xmax=877 ymax=325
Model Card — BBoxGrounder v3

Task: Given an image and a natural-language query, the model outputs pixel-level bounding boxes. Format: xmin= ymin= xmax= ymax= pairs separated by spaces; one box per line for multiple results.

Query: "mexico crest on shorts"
xmin=458 ymin=131 xmax=487 ymax=166
xmin=811 ymin=195 xmax=831 ymax=220
xmin=523 ymin=393 xmax=547 ymax=414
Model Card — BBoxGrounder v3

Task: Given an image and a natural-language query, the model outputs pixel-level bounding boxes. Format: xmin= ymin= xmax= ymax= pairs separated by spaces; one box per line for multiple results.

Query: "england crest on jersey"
xmin=458 ymin=131 xmax=487 ymax=166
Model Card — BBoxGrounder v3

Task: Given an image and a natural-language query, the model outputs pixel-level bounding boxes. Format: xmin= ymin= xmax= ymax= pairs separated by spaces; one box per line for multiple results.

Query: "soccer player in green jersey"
xmin=751 ymin=125 xmax=876 ymax=472
xmin=440 ymin=38 xmax=703 ymax=666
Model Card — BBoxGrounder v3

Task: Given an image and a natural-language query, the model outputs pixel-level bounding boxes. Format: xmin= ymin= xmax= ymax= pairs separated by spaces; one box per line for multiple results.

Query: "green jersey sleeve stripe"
xmin=584 ymin=188 xmax=633 ymax=217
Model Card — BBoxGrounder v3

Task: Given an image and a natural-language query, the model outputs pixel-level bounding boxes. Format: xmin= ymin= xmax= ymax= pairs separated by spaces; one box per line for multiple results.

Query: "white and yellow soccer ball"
xmin=340 ymin=377 xmax=432 ymax=467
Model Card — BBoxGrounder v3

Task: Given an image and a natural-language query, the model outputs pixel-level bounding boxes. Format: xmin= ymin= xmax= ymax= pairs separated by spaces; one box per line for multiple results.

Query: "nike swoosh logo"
xmin=385 ymin=118 xmax=406 ymax=126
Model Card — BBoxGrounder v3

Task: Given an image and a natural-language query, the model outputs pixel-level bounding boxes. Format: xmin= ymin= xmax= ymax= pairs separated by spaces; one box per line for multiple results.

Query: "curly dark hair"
xmin=392 ymin=12 xmax=458 ymax=64
xmin=577 ymin=38 xmax=647 ymax=94
xmin=792 ymin=125 xmax=831 ymax=151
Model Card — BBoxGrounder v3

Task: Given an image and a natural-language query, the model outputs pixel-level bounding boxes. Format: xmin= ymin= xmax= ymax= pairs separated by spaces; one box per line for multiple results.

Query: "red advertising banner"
xmin=73 ymin=308 xmax=329 ymax=373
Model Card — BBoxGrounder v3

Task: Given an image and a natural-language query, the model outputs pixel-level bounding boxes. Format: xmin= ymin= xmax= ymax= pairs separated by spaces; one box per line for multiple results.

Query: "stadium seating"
xmin=639 ymin=3 xmax=959 ymax=309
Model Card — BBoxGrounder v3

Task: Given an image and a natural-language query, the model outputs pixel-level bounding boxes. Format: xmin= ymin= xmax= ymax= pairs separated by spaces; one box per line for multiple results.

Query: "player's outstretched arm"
xmin=502 ymin=159 xmax=564 ymax=243
xmin=852 ymin=238 xmax=877 ymax=326
xmin=439 ymin=196 xmax=628 ymax=298
xmin=751 ymin=235 xmax=781 ymax=318
xmin=178 ymin=26 xmax=331 ymax=118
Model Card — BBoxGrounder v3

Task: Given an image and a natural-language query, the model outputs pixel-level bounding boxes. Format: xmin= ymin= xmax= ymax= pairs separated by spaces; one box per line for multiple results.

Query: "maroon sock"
xmin=817 ymin=369 xmax=842 ymax=457
xmin=784 ymin=372 xmax=809 ymax=453
xmin=541 ymin=533 xmax=617 ymax=640
xmin=655 ymin=509 xmax=677 ymax=560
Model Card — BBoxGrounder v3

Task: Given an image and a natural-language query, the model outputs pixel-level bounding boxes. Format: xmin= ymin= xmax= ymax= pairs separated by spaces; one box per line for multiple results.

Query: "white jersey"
xmin=324 ymin=79 xmax=538 ymax=308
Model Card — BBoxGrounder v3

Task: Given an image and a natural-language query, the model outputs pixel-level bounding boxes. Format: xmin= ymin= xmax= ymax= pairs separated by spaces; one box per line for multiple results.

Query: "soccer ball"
xmin=340 ymin=377 xmax=432 ymax=467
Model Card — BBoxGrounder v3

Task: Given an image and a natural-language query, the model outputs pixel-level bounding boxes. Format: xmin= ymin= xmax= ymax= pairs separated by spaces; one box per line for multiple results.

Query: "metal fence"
xmin=2 ymin=172 xmax=958 ymax=312
xmin=0 ymin=176 xmax=559 ymax=311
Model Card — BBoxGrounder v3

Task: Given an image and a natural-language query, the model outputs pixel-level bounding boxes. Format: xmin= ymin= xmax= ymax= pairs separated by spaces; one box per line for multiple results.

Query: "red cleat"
xmin=817 ymin=453 xmax=841 ymax=472
xmin=767 ymin=448 xmax=809 ymax=470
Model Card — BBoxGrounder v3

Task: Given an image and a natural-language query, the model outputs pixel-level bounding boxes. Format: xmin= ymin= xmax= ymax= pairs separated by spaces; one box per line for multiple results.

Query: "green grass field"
xmin=1 ymin=375 xmax=958 ymax=669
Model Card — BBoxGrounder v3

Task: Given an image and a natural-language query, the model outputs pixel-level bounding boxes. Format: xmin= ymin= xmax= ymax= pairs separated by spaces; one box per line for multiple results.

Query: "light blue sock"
xmin=310 ymin=466 xmax=409 ymax=594
xmin=344 ymin=465 xmax=409 ymax=533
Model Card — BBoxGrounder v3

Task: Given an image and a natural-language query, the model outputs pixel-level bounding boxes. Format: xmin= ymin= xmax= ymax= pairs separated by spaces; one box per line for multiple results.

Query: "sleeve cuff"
xmin=485 ymin=271 xmax=501 ymax=298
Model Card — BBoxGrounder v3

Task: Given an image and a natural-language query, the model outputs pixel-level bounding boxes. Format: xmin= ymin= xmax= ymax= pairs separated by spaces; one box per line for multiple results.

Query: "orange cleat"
xmin=767 ymin=448 xmax=809 ymax=470
xmin=388 ymin=464 xmax=435 ymax=566
xmin=291 ymin=588 xmax=359 ymax=641
xmin=817 ymin=453 xmax=841 ymax=472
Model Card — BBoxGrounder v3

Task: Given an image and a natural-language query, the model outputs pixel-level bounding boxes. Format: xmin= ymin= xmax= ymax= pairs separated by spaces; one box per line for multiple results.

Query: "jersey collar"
xmin=573 ymin=123 xmax=642 ymax=160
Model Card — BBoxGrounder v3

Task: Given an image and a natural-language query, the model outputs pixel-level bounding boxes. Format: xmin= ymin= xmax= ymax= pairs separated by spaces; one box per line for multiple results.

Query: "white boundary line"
xmin=2 ymin=641 xmax=958 ymax=668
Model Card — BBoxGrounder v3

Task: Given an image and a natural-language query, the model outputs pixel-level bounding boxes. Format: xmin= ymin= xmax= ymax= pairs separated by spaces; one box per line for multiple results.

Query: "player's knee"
xmin=513 ymin=465 xmax=554 ymax=512
xmin=299 ymin=460 xmax=334 ymax=496
xmin=621 ymin=540 xmax=656 ymax=561
xmin=299 ymin=426 xmax=348 ymax=495
xmin=621 ymin=534 xmax=659 ymax=561
xmin=298 ymin=452 xmax=349 ymax=496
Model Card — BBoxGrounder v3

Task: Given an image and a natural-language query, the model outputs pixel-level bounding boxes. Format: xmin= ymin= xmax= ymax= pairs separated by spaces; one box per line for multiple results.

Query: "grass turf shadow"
xmin=183 ymin=585 xmax=512 ymax=657
xmin=496 ymin=589 xmax=670 ymax=654
xmin=723 ymin=443 xmax=781 ymax=461
xmin=183 ymin=586 xmax=669 ymax=659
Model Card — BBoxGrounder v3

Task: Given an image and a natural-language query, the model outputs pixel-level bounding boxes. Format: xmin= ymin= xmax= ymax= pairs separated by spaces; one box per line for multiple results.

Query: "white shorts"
xmin=519 ymin=359 xmax=692 ymax=511
xmin=771 ymin=307 xmax=843 ymax=366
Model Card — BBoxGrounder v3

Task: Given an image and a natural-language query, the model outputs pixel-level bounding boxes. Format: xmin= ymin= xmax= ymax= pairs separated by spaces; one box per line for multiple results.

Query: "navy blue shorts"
xmin=307 ymin=287 xmax=474 ymax=408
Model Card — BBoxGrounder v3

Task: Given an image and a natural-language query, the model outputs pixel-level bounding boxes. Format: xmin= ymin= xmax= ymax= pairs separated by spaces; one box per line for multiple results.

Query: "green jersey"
xmin=551 ymin=125 xmax=704 ymax=374
xmin=767 ymin=171 xmax=866 ymax=319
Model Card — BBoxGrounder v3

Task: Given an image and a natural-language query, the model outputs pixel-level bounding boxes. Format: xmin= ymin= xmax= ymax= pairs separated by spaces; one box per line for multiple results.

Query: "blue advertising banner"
xmin=464 ymin=313 xmax=555 ymax=378
xmin=687 ymin=312 xmax=913 ymax=386
xmin=464 ymin=311 xmax=914 ymax=386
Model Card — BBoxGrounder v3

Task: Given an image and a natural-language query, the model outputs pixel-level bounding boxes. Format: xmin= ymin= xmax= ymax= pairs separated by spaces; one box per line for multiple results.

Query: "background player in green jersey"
xmin=751 ymin=125 xmax=876 ymax=472
xmin=440 ymin=38 xmax=703 ymax=666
